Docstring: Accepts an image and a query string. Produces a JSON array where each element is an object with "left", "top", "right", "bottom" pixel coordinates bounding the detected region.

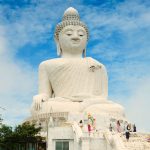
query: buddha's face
[{"left": 58, "top": 25, "right": 87, "bottom": 57}]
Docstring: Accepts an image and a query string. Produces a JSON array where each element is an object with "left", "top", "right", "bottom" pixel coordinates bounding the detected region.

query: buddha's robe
[{"left": 32, "top": 57, "right": 124, "bottom": 117}]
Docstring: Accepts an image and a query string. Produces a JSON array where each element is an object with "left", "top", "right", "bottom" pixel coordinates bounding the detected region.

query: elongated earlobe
[
  {"left": 55, "top": 38, "right": 62, "bottom": 56},
  {"left": 56, "top": 42, "right": 62, "bottom": 56},
  {"left": 83, "top": 48, "right": 86, "bottom": 57}
]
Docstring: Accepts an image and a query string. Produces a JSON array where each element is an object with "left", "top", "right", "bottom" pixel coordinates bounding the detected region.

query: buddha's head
[{"left": 54, "top": 7, "right": 89, "bottom": 57}]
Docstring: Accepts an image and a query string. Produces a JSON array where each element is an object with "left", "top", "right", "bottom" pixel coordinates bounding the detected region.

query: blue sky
[{"left": 0, "top": 0, "right": 150, "bottom": 132}]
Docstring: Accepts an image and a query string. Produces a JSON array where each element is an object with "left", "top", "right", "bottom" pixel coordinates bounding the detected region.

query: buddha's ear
[
  {"left": 55, "top": 38, "right": 62, "bottom": 56},
  {"left": 83, "top": 48, "right": 86, "bottom": 57}
]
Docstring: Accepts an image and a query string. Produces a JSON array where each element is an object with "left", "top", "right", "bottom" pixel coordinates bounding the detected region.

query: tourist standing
[
  {"left": 93, "top": 118, "right": 96, "bottom": 130},
  {"left": 133, "top": 124, "right": 136, "bottom": 132},
  {"left": 79, "top": 120, "right": 83, "bottom": 129},
  {"left": 116, "top": 120, "right": 121, "bottom": 133},
  {"left": 88, "top": 120, "right": 91, "bottom": 135},
  {"left": 109, "top": 123, "right": 113, "bottom": 132},
  {"left": 87, "top": 114, "right": 92, "bottom": 135},
  {"left": 125, "top": 124, "right": 130, "bottom": 142}
]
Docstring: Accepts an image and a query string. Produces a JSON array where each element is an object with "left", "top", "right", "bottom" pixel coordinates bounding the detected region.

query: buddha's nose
[
  {"left": 72, "top": 37, "right": 80, "bottom": 40},
  {"left": 71, "top": 32, "right": 80, "bottom": 41}
]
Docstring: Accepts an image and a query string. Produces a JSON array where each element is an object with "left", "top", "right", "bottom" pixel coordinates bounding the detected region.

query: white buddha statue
[{"left": 31, "top": 7, "right": 125, "bottom": 121}]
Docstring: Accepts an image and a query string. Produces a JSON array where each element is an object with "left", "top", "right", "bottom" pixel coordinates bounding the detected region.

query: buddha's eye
[
  {"left": 79, "top": 34, "right": 84, "bottom": 37},
  {"left": 67, "top": 34, "right": 72, "bottom": 36},
  {"left": 78, "top": 30, "right": 85, "bottom": 37},
  {"left": 65, "top": 31, "right": 72, "bottom": 36}
]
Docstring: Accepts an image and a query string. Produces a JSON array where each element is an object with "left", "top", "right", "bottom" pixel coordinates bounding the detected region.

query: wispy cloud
[
  {"left": 126, "top": 77, "right": 150, "bottom": 132},
  {"left": 0, "top": 26, "right": 37, "bottom": 126}
]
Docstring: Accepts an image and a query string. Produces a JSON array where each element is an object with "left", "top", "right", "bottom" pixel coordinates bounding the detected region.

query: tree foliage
[
  {"left": 0, "top": 124, "right": 13, "bottom": 143},
  {"left": 14, "top": 122, "right": 41, "bottom": 139},
  {"left": 0, "top": 121, "right": 43, "bottom": 149}
]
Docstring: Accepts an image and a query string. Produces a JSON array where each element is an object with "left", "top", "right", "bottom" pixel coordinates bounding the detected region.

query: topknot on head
[{"left": 63, "top": 7, "right": 80, "bottom": 21}]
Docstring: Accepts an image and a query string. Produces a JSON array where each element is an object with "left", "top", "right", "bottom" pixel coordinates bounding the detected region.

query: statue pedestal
[
  {"left": 48, "top": 126, "right": 74, "bottom": 150},
  {"left": 27, "top": 107, "right": 150, "bottom": 150},
  {"left": 28, "top": 100, "right": 127, "bottom": 150},
  {"left": 47, "top": 123, "right": 108, "bottom": 150},
  {"left": 45, "top": 110, "right": 126, "bottom": 150}
]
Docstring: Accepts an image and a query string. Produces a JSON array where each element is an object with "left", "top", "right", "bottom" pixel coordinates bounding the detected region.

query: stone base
[{"left": 48, "top": 126, "right": 108, "bottom": 150}]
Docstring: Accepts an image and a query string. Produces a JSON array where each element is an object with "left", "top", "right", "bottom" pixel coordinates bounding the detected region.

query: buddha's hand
[{"left": 32, "top": 94, "right": 49, "bottom": 111}]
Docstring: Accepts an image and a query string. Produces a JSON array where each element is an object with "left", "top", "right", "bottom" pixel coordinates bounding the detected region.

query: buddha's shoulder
[
  {"left": 39, "top": 58, "right": 65, "bottom": 68},
  {"left": 88, "top": 57, "right": 106, "bottom": 68}
]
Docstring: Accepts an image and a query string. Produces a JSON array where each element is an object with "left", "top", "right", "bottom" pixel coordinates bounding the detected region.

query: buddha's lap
[{"left": 40, "top": 98, "right": 124, "bottom": 114}]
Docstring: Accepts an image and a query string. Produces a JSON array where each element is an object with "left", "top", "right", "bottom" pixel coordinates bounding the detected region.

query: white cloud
[
  {"left": 0, "top": 26, "right": 37, "bottom": 126},
  {"left": 125, "top": 77, "right": 150, "bottom": 132}
]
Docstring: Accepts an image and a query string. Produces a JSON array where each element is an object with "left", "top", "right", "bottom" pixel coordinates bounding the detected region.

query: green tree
[
  {"left": 0, "top": 121, "right": 43, "bottom": 150},
  {"left": 14, "top": 122, "right": 41, "bottom": 138},
  {"left": 0, "top": 124, "right": 13, "bottom": 142}
]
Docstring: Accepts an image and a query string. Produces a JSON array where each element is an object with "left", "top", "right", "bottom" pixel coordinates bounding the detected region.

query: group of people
[
  {"left": 125, "top": 123, "right": 136, "bottom": 142},
  {"left": 78, "top": 113, "right": 96, "bottom": 136},
  {"left": 78, "top": 115, "right": 137, "bottom": 141},
  {"left": 109, "top": 120, "right": 137, "bottom": 141}
]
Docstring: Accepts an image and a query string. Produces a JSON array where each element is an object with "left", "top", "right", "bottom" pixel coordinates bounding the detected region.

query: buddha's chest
[{"left": 47, "top": 59, "right": 103, "bottom": 92}]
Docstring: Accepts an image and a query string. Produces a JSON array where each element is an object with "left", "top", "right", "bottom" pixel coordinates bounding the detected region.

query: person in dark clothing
[
  {"left": 133, "top": 124, "right": 136, "bottom": 132},
  {"left": 125, "top": 124, "right": 131, "bottom": 142},
  {"left": 109, "top": 123, "right": 113, "bottom": 132},
  {"left": 79, "top": 120, "right": 83, "bottom": 128}
]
